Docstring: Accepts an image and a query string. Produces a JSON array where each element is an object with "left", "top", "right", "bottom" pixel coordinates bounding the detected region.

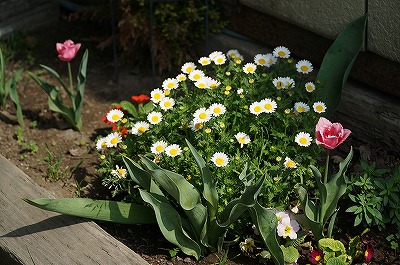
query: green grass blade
[
  {"left": 22, "top": 198, "right": 156, "bottom": 224},
  {"left": 316, "top": 14, "right": 367, "bottom": 117}
]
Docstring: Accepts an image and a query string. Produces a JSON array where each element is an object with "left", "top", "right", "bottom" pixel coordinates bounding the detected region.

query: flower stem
[
  {"left": 68, "top": 62, "right": 73, "bottom": 94},
  {"left": 323, "top": 150, "right": 330, "bottom": 184}
]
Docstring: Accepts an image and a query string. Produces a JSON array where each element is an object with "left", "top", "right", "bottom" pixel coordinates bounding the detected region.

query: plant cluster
[
  {"left": 96, "top": 47, "right": 326, "bottom": 209},
  {"left": 345, "top": 161, "right": 400, "bottom": 229},
  {"left": 117, "top": 0, "right": 226, "bottom": 72}
]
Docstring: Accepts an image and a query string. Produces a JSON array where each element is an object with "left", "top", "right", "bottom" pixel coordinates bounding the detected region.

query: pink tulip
[
  {"left": 315, "top": 117, "right": 351, "bottom": 149},
  {"left": 56, "top": 40, "right": 81, "bottom": 62}
]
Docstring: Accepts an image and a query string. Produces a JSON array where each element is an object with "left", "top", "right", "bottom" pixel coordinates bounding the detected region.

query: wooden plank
[{"left": 0, "top": 154, "right": 149, "bottom": 265}]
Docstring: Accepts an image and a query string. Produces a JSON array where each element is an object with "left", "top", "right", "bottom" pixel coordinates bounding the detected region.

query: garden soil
[{"left": 0, "top": 16, "right": 399, "bottom": 265}]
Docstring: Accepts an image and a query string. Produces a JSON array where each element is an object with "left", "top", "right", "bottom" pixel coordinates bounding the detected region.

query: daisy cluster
[{"left": 96, "top": 46, "right": 326, "bottom": 207}]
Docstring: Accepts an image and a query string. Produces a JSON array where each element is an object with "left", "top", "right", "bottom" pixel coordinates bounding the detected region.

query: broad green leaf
[
  {"left": 250, "top": 203, "right": 284, "bottom": 265},
  {"left": 281, "top": 245, "right": 299, "bottom": 264},
  {"left": 316, "top": 14, "right": 367, "bottom": 117},
  {"left": 139, "top": 190, "right": 203, "bottom": 260},
  {"left": 39, "top": 64, "right": 70, "bottom": 97},
  {"left": 326, "top": 257, "right": 347, "bottom": 265},
  {"left": 8, "top": 69, "right": 24, "bottom": 127},
  {"left": 22, "top": 198, "right": 156, "bottom": 224},
  {"left": 185, "top": 139, "right": 218, "bottom": 221},
  {"left": 122, "top": 156, "right": 164, "bottom": 195},
  {"left": 238, "top": 162, "right": 255, "bottom": 186},
  {"left": 0, "top": 47, "right": 6, "bottom": 105},
  {"left": 119, "top": 100, "right": 138, "bottom": 117},
  {"left": 75, "top": 50, "right": 88, "bottom": 113}
]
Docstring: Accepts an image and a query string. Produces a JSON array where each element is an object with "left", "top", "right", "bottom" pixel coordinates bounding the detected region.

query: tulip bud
[{"left": 56, "top": 40, "right": 81, "bottom": 62}]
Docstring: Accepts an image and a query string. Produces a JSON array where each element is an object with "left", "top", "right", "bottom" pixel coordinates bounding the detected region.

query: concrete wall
[{"left": 236, "top": 0, "right": 399, "bottom": 64}]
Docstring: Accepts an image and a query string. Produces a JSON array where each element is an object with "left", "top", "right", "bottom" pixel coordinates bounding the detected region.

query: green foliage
[
  {"left": 123, "top": 141, "right": 284, "bottom": 262},
  {"left": 29, "top": 50, "right": 89, "bottom": 131},
  {"left": 43, "top": 144, "right": 69, "bottom": 181},
  {"left": 316, "top": 14, "right": 367, "bottom": 117},
  {"left": 117, "top": 0, "right": 226, "bottom": 72},
  {"left": 386, "top": 232, "right": 400, "bottom": 250},
  {"left": 318, "top": 238, "right": 350, "bottom": 265},
  {"left": 295, "top": 148, "right": 353, "bottom": 241},
  {"left": 345, "top": 162, "right": 400, "bottom": 229},
  {"left": 0, "top": 47, "right": 24, "bottom": 126}
]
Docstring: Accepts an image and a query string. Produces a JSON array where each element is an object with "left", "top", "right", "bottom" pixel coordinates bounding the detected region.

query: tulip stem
[
  {"left": 68, "top": 62, "right": 73, "bottom": 94},
  {"left": 324, "top": 150, "right": 330, "bottom": 184}
]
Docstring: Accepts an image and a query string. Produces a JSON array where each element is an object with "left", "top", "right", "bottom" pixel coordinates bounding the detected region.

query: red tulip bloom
[
  {"left": 56, "top": 40, "right": 81, "bottom": 62},
  {"left": 364, "top": 243, "right": 374, "bottom": 262},
  {"left": 309, "top": 249, "right": 323, "bottom": 264},
  {"left": 131, "top": 94, "right": 150, "bottom": 103},
  {"left": 315, "top": 117, "right": 351, "bottom": 149}
]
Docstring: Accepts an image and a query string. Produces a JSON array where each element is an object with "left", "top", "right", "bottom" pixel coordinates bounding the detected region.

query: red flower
[
  {"left": 56, "top": 40, "right": 81, "bottom": 62},
  {"left": 309, "top": 249, "right": 323, "bottom": 264},
  {"left": 131, "top": 94, "right": 150, "bottom": 103},
  {"left": 364, "top": 243, "right": 374, "bottom": 262},
  {"left": 315, "top": 117, "right": 351, "bottom": 149}
]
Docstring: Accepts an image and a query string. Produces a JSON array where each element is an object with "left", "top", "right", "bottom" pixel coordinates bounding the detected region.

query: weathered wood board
[{"left": 0, "top": 154, "right": 149, "bottom": 265}]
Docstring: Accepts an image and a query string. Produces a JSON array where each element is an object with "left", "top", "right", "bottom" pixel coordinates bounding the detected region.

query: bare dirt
[{"left": 0, "top": 15, "right": 399, "bottom": 265}]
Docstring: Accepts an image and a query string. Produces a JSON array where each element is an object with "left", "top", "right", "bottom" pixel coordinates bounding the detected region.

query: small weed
[
  {"left": 14, "top": 126, "right": 24, "bottom": 144},
  {"left": 43, "top": 143, "right": 69, "bottom": 181}
]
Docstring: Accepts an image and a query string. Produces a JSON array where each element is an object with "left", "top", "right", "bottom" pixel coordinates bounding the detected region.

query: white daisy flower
[
  {"left": 237, "top": 88, "right": 244, "bottom": 94},
  {"left": 213, "top": 54, "right": 227, "bottom": 65},
  {"left": 189, "top": 119, "right": 204, "bottom": 132},
  {"left": 272, "top": 77, "right": 286, "bottom": 89},
  {"left": 260, "top": 98, "right": 277, "bottom": 113},
  {"left": 211, "top": 152, "right": 229, "bottom": 167},
  {"left": 165, "top": 144, "right": 182, "bottom": 157},
  {"left": 162, "top": 77, "right": 179, "bottom": 90},
  {"left": 273, "top": 46, "right": 291, "bottom": 58},
  {"left": 150, "top": 88, "right": 165, "bottom": 103},
  {"left": 193, "top": 107, "right": 213, "bottom": 122},
  {"left": 227, "top": 49, "right": 243, "bottom": 60},
  {"left": 208, "top": 103, "right": 226, "bottom": 117},
  {"left": 132, "top": 121, "right": 150, "bottom": 135},
  {"left": 106, "top": 108, "right": 124, "bottom": 123},
  {"left": 150, "top": 140, "right": 168, "bottom": 154},
  {"left": 208, "top": 51, "right": 224, "bottom": 60},
  {"left": 313, "top": 101, "right": 327, "bottom": 113},
  {"left": 264, "top": 53, "right": 277, "bottom": 67},
  {"left": 159, "top": 97, "right": 175, "bottom": 111},
  {"left": 294, "top": 102, "right": 310, "bottom": 114},
  {"left": 181, "top": 62, "right": 196, "bottom": 74},
  {"left": 111, "top": 165, "right": 127, "bottom": 179},
  {"left": 243, "top": 63, "right": 257, "bottom": 74},
  {"left": 147, "top": 111, "right": 163, "bottom": 125},
  {"left": 235, "top": 132, "right": 251, "bottom": 148},
  {"left": 207, "top": 77, "right": 220, "bottom": 88},
  {"left": 105, "top": 132, "right": 122, "bottom": 147},
  {"left": 305, "top": 82, "right": 316, "bottom": 93},
  {"left": 284, "top": 157, "right": 297, "bottom": 168},
  {"left": 295, "top": 132, "right": 313, "bottom": 147},
  {"left": 188, "top": 69, "right": 204, "bottom": 81},
  {"left": 254, "top": 54, "right": 269, "bottom": 66},
  {"left": 96, "top": 137, "right": 108, "bottom": 150},
  {"left": 249, "top": 101, "right": 264, "bottom": 116},
  {"left": 296, "top": 59, "right": 313, "bottom": 74},
  {"left": 194, "top": 76, "right": 210, "bottom": 89},
  {"left": 198, "top": 56, "right": 211, "bottom": 66},
  {"left": 283, "top": 77, "right": 295, "bottom": 89},
  {"left": 176, "top": 73, "right": 186, "bottom": 82}
]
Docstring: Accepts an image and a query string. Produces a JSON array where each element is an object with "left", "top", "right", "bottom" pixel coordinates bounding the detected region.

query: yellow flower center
[
  {"left": 164, "top": 101, "right": 171, "bottom": 107},
  {"left": 254, "top": 106, "right": 262, "bottom": 113},
  {"left": 306, "top": 85, "right": 314, "bottom": 91},
  {"left": 167, "top": 82, "right": 174, "bottom": 89},
  {"left": 284, "top": 225, "right": 292, "bottom": 234},
  {"left": 299, "top": 137, "right": 308, "bottom": 145},
  {"left": 247, "top": 67, "right": 254, "bottom": 72},
  {"left": 264, "top": 103, "right": 272, "bottom": 110},
  {"left": 205, "top": 128, "right": 211, "bottom": 134},
  {"left": 197, "top": 83, "right": 206, "bottom": 89},
  {"left": 301, "top": 65, "right": 309, "bottom": 72},
  {"left": 170, "top": 149, "right": 178, "bottom": 156},
  {"left": 286, "top": 160, "right": 295, "bottom": 168},
  {"left": 216, "top": 58, "right": 224, "bottom": 64},
  {"left": 193, "top": 74, "right": 200, "bottom": 80},
  {"left": 215, "top": 157, "right": 225, "bottom": 165},
  {"left": 156, "top": 145, "right": 164, "bottom": 152},
  {"left": 199, "top": 113, "right": 207, "bottom": 119},
  {"left": 186, "top": 66, "right": 193, "bottom": 72},
  {"left": 238, "top": 137, "right": 245, "bottom": 143},
  {"left": 151, "top": 116, "right": 159, "bottom": 122},
  {"left": 277, "top": 81, "right": 283, "bottom": 88},
  {"left": 111, "top": 138, "right": 118, "bottom": 145},
  {"left": 138, "top": 126, "right": 146, "bottom": 133},
  {"left": 111, "top": 114, "right": 120, "bottom": 121},
  {"left": 316, "top": 105, "right": 324, "bottom": 112},
  {"left": 101, "top": 142, "right": 107, "bottom": 148},
  {"left": 315, "top": 255, "right": 321, "bottom": 262},
  {"left": 278, "top": 51, "right": 285, "bottom": 57},
  {"left": 154, "top": 93, "right": 161, "bottom": 100},
  {"left": 117, "top": 169, "right": 125, "bottom": 175},
  {"left": 297, "top": 106, "right": 305, "bottom": 113},
  {"left": 195, "top": 123, "right": 203, "bottom": 130},
  {"left": 258, "top": 58, "right": 266, "bottom": 65},
  {"left": 214, "top": 108, "right": 221, "bottom": 114}
]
